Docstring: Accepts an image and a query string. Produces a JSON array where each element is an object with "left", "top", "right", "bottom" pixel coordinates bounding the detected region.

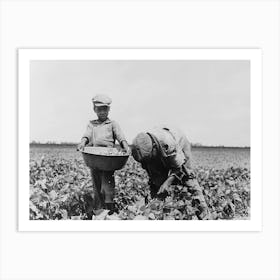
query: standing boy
[{"left": 77, "top": 94, "right": 130, "bottom": 214}]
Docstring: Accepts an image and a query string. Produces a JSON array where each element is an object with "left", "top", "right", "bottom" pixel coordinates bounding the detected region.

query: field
[{"left": 30, "top": 145, "right": 250, "bottom": 220}]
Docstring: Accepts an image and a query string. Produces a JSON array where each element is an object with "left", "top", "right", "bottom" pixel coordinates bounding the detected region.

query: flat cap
[
  {"left": 92, "top": 94, "right": 112, "bottom": 107},
  {"left": 131, "top": 132, "right": 153, "bottom": 162}
]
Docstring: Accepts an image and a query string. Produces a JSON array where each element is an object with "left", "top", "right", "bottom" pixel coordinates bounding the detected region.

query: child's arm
[
  {"left": 77, "top": 123, "right": 92, "bottom": 151},
  {"left": 120, "top": 140, "right": 130, "bottom": 153},
  {"left": 112, "top": 121, "right": 130, "bottom": 153}
]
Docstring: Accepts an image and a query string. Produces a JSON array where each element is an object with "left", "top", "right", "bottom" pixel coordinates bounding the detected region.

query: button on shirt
[{"left": 82, "top": 118, "right": 126, "bottom": 147}]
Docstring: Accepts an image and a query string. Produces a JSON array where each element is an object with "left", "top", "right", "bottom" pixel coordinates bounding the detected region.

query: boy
[{"left": 77, "top": 94, "right": 130, "bottom": 214}]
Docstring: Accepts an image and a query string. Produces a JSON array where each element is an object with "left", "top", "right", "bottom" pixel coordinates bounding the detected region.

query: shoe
[{"left": 105, "top": 203, "right": 119, "bottom": 215}]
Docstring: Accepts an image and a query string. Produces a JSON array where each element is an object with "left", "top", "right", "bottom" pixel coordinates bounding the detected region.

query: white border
[{"left": 18, "top": 48, "right": 262, "bottom": 231}]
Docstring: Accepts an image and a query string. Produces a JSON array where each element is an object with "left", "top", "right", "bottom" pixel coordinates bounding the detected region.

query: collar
[{"left": 91, "top": 118, "right": 111, "bottom": 125}]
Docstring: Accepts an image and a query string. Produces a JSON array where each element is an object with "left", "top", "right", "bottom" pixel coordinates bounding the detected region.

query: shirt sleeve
[
  {"left": 164, "top": 147, "right": 185, "bottom": 171},
  {"left": 82, "top": 122, "right": 93, "bottom": 144},
  {"left": 156, "top": 130, "right": 185, "bottom": 170},
  {"left": 152, "top": 127, "right": 192, "bottom": 183},
  {"left": 162, "top": 147, "right": 187, "bottom": 182},
  {"left": 177, "top": 133, "right": 192, "bottom": 168},
  {"left": 112, "top": 121, "right": 126, "bottom": 144}
]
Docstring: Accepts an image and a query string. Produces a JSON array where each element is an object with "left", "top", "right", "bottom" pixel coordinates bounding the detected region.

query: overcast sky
[{"left": 30, "top": 60, "right": 250, "bottom": 146}]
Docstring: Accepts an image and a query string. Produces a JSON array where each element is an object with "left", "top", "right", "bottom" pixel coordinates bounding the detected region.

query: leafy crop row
[{"left": 30, "top": 147, "right": 250, "bottom": 220}]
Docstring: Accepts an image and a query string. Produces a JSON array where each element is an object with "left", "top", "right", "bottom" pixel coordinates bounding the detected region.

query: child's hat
[
  {"left": 131, "top": 133, "right": 153, "bottom": 162},
  {"left": 92, "top": 94, "right": 112, "bottom": 107}
]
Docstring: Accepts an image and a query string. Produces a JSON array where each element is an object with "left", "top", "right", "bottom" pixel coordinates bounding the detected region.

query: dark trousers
[{"left": 90, "top": 168, "right": 115, "bottom": 210}]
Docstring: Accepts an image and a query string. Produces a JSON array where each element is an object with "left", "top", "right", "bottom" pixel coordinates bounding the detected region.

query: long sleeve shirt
[
  {"left": 150, "top": 126, "right": 192, "bottom": 169},
  {"left": 82, "top": 118, "right": 126, "bottom": 147},
  {"left": 143, "top": 126, "right": 192, "bottom": 186}
]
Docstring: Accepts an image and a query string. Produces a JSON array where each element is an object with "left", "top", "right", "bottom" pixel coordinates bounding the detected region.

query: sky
[{"left": 30, "top": 60, "right": 250, "bottom": 146}]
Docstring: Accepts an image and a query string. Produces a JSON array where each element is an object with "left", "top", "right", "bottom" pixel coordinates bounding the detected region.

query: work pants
[{"left": 90, "top": 168, "right": 115, "bottom": 210}]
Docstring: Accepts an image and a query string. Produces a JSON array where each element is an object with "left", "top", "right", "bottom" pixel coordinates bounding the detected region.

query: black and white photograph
[
  {"left": 18, "top": 48, "right": 261, "bottom": 231},
  {"left": 2, "top": 1, "right": 279, "bottom": 279}
]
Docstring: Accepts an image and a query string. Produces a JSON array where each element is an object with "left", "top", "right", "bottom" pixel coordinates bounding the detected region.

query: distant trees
[
  {"left": 191, "top": 142, "right": 203, "bottom": 147},
  {"left": 30, "top": 140, "right": 78, "bottom": 146}
]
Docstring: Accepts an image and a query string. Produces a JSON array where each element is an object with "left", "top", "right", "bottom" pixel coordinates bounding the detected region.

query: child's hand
[
  {"left": 77, "top": 138, "right": 88, "bottom": 151},
  {"left": 157, "top": 176, "right": 175, "bottom": 195},
  {"left": 157, "top": 182, "right": 169, "bottom": 195},
  {"left": 123, "top": 146, "right": 131, "bottom": 155},
  {"left": 77, "top": 142, "right": 85, "bottom": 151},
  {"left": 121, "top": 141, "right": 131, "bottom": 155}
]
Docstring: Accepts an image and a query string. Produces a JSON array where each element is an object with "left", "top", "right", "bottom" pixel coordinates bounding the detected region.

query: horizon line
[{"left": 29, "top": 141, "right": 251, "bottom": 149}]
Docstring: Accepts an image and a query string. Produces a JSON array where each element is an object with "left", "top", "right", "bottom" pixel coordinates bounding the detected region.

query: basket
[{"left": 82, "top": 146, "right": 129, "bottom": 171}]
